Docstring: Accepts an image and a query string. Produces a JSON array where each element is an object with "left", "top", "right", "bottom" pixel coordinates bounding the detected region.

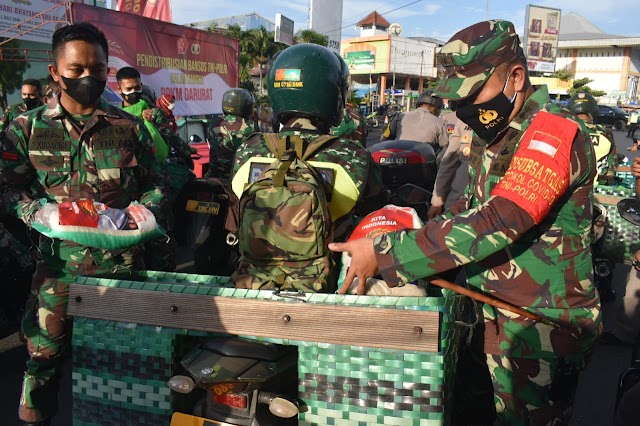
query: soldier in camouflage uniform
[
  {"left": 0, "top": 79, "right": 44, "bottom": 135},
  {"left": 331, "top": 104, "right": 368, "bottom": 144},
  {"left": 567, "top": 92, "right": 619, "bottom": 302},
  {"left": 230, "top": 44, "right": 387, "bottom": 292},
  {"left": 332, "top": 20, "right": 601, "bottom": 425},
  {"left": 567, "top": 92, "right": 618, "bottom": 185},
  {"left": 0, "top": 23, "right": 166, "bottom": 425},
  {"left": 207, "top": 88, "right": 258, "bottom": 179}
]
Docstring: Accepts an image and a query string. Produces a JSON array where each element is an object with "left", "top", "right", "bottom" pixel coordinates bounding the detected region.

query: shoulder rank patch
[{"left": 491, "top": 111, "right": 578, "bottom": 224}]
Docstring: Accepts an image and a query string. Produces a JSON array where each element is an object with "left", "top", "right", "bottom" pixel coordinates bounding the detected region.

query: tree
[
  {"left": 294, "top": 29, "right": 328, "bottom": 46},
  {"left": 552, "top": 69, "right": 573, "bottom": 81},
  {"left": 246, "top": 26, "right": 281, "bottom": 96},
  {"left": 568, "top": 77, "right": 606, "bottom": 97},
  {"left": 0, "top": 39, "right": 31, "bottom": 108},
  {"left": 220, "top": 24, "right": 257, "bottom": 86}
]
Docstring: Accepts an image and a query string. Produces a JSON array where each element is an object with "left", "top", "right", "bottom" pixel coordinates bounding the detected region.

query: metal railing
[{"left": 0, "top": 2, "right": 72, "bottom": 47}]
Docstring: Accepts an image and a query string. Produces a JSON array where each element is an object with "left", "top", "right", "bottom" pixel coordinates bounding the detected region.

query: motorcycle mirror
[
  {"left": 397, "top": 183, "right": 432, "bottom": 205},
  {"left": 167, "top": 375, "right": 195, "bottom": 394},
  {"left": 618, "top": 198, "right": 640, "bottom": 226},
  {"left": 268, "top": 396, "right": 299, "bottom": 418}
]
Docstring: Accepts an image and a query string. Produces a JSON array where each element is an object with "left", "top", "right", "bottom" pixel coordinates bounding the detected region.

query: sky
[{"left": 164, "top": 0, "right": 640, "bottom": 41}]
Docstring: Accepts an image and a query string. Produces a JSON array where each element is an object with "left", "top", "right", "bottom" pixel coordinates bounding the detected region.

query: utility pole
[{"left": 485, "top": 0, "right": 489, "bottom": 19}]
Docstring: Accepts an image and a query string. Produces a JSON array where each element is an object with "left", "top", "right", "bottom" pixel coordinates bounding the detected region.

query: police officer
[
  {"left": 206, "top": 88, "right": 258, "bottom": 179},
  {"left": 230, "top": 43, "right": 387, "bottom": 291},
  {"left": 428, "top": 102, "right": 474, "bottom": 219},
  {"left": 331, "top": 20, "right": 600, "bottom": 425},
  {"left": 0, "top": 79, "right": 44, "bottom": 134},
  {"left": 0, "top": 22, "right": 166, "bottom": 425},
  {"left": 380, "top": 90, "right": 449, "bottom": 165}
]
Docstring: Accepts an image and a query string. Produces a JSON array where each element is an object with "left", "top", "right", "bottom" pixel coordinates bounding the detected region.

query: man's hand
[
  {"left": 631, "top": 156, "right": 640, "bottom": 178},
  {"left": 142, "top": 108, "right": 154, "bottom": 122},
  {"left": 329, "top": 238, "right": 379, "bottom": 295},
  {"left": 427, "top": 204, "right": 444, "bottom": 220},
  {"left": 633, "top": 249, "right": 640, "bottom": 272}
]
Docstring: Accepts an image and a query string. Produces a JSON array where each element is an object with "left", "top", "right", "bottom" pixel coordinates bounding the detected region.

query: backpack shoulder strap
[
  {"left": 264, "top": 133, "right": 306, "bottom": 159},
  {"left": 263, "top": 133, "right": 280, "bottom": 156},
  {"left": 302, "top": 134, "right": 339, "bottom": 161}
]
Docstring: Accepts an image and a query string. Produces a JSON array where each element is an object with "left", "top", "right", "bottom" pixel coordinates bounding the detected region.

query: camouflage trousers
[
  {"left": 487, "top": 354, "right": 582, "bottom": 426},
  {"left": 19, "top": 238, "right": 143, "bottom": 423}
]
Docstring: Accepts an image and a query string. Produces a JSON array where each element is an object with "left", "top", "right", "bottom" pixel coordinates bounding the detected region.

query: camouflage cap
[{"left": 434, "top": 20, "right": 523, "bottom": 101}]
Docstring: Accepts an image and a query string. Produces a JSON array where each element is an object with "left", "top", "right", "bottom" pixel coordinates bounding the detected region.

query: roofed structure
[
  {"left": 356, "top": 11, "right": 390, "bottom": 29},
  {"left": 559, "top": 12, "right": 640, "bottom": 47}
]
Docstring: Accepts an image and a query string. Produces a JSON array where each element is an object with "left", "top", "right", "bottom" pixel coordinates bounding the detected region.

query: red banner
[
  {"left": 115, "top": 0, "right": 172, "bottom": 23},
  {"left": 71, "top": 3, "right": 239, "bottom": 116}
]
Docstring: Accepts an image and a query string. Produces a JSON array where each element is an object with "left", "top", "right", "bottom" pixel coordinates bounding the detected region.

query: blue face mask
[{"left": 456, "top": 74, "right": 517, "bottom": 142}]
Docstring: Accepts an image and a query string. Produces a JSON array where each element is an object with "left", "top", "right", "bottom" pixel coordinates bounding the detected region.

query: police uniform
[
  {"left": 0, "top": 96, "right": 165, "bottom": 423},
  {"left": 372, "top": 20, "right": 600, "bottom": 425},
  {"left": 207, "top": 113, "right": 258, "bottom": 179},
  {"left": 380, "top": 107, "right": 449, "bottom": 163},
  {"left": 431, "top": 116, "right": 474, "bottom": 210}
]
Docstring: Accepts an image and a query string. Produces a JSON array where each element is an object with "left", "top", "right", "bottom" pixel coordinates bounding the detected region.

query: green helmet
[
  {"left": 335, "top": 52, "right": 350, "bottom": 105},
  {"left": 417, "top": 90, "right": 443, "bottom": 108},
  {"left": 567, "top": 92, "right": 598, "bottom": 124},
  {"left": 222, "top": 88, "right": 255, "bottom": 119},
  {"left": 268, "top": 43, "right": 345, "bottom": 127}
]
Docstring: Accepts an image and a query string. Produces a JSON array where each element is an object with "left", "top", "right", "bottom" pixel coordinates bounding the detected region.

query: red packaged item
[{"left": 58, "top": 200, "right": 100, "bottom": 227}]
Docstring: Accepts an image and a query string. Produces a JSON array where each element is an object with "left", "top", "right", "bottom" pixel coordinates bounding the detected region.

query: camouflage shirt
[
  {"left": 0, "top": 96, "right": 166, "bottom": 229},
  {"left": 374, "top": 86, "right": 601, "bottom": 360},
  {"left": 208, "top": 114, "right": 258, "bottom": 179},
  {"left": 231, "top": 117, "right": 387, "bottom": 240},
  {"left": 331, "top": 106, "right": 368, "bottom": 144},
  {"left": 0, "top": 102, "right": 30, "bottom": 134}
]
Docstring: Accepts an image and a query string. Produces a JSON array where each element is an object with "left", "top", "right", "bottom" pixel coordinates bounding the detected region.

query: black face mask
[
  {"left": 60, "top": 75, "right": 106, "bottom": 107},
  {"left": 456, "top": 75, "right": 517, "bottom": 142},
  {"left": 23, "top": 97, "right": 41, "bottom": 110},
  {"left": 123, "top": 91, "right": 143, "bottom": 105}
]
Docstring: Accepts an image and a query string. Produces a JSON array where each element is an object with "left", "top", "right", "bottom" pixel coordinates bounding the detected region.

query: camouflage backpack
[{"left": 233, "top": 133, "right": 338, "bottom": 292}]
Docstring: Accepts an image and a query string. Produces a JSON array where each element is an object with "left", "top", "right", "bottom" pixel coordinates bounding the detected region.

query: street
[{"left": 0, "top": 128, "right": 637, "bottom": 425}]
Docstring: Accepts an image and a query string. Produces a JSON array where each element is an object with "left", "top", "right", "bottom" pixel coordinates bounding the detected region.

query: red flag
[{"left": 115, "top": 0, "right": 172, "bottom": 22}]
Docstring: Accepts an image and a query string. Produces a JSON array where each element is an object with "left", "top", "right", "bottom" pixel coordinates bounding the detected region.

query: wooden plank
[
  {"left": 594, "top": 193, "right": 626, "bottom": 206},
  {"left": 68, "top": 285, "right": 441, "bottom": 352}
]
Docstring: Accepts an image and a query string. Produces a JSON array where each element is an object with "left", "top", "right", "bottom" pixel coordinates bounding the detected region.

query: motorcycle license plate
[{"left": 171, "top": 412, "right": 236, "bottom": 426}]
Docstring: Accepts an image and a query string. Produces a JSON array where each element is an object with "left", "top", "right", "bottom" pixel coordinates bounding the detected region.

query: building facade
[
  {"left": 555, "top": 13, "right": 640, "bottom": 104},
  {"left": 341, "top": 11, "right": 442, "bottom": 113}
]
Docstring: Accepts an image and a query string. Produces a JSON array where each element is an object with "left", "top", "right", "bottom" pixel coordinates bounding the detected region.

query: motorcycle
[
  {"left": 614, "top": 197, "right": 640, "bottom": 422},
  {"left": 173, "top": 177, "right": 238, "bottom": 276},
  {"left": 368, "top": 140, "right": 437, "bottom": 219},
  {"left": 365, "top": 111, "right": 382, "bottom": 128},
  {"left": 168, "top": 336, "right": 299, "bottom": 426}
]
